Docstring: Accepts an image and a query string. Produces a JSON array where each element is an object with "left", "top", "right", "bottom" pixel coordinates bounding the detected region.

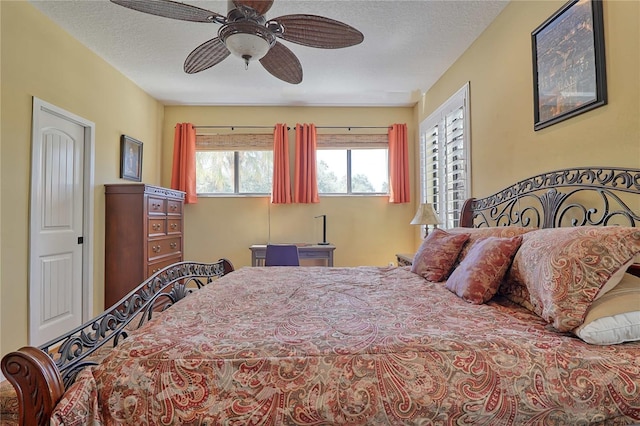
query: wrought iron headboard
[{"left": 459, "top": 167, "right": 640, "bottom": 229}]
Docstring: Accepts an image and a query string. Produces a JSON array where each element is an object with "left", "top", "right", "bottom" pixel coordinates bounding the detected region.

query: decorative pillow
[
  {"left": 445, "top": 235, "right": 523, "bottom": 304},
  {"left": 447, "top": 226, "right": 536, "bottom": 263},
  {"left": 502, "top": 235, "right": 639, "bottom": 310},
  {"left": 574, "top": 273, "right": 640, "bottom": 345},
  {"left": 498, "top": 277, "right": 535, "bottom": 311},
  {"left": 446, "top": 227, "right": 537, "bottom": 306},
  {"left": 506, "top": 226, "right": 640, "bottom": 332},
  {"left": 411, "top": 228, "right": 470, "bottom": 282}
]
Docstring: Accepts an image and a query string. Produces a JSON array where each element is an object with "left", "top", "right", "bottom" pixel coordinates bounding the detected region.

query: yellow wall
[
  {"left": 417, "top": 0, "right": 640, "bottom": 200},
  {"left": 0, "top": 2, "right": 164, "bottom": 356},
  {"left": 162, "top": 106, "right": 417, "bottom": 268},
  {"left": 0, "top": 0, "right": 3, "bottom": 366}
]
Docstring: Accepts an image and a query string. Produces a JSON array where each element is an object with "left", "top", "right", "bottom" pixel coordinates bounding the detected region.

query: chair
[{"left": 265, "top": 244, "right": 300, "bottom": 266}]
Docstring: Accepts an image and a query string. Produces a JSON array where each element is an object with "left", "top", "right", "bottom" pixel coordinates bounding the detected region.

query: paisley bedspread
[{"left": 52, "top": 266, "right": 640, "bottom": 425}]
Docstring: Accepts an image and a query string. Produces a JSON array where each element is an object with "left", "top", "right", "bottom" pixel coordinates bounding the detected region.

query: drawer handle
[
  {"left": 153, "top": 245, "right": 161, "bottom": 253},
  {"left": 152, "top": 203, "right": 161, "bottom": 210},
  {"left": 170, "top": 223, "right": 177, "bottom": 230},
  {"left": 170, "top": 205, "right": 178, "bottom": 211},
  {"left": 152, "top": 224, "right": 161, "bottom": 230},
  {"left": 170, "top": 242, "right": 177, "bottom": 249}
]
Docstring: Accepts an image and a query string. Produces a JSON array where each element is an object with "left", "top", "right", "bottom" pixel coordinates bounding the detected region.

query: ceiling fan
[{"left": 110, "top": 0, "right": 364, "bottom": 84}]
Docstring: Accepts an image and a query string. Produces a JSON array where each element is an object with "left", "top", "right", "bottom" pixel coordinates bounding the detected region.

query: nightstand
[{"left": 396, "top": 253, "right": 414, "bottom": 267}]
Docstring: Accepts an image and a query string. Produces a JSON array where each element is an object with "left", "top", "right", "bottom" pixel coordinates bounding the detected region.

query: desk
[{"left": 250, "top": 244, "right": 336, "bottom": 267}]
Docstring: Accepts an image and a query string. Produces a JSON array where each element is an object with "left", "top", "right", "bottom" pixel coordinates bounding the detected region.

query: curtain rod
[
  {"left": 194, "top": 125, "right": 285, "bottom": 130},
  {"left": 316, "top": 126, "right": 391, "bottom": 130},
  {"left": 192, "top": 125, "right": 391, "bottom": 131}
]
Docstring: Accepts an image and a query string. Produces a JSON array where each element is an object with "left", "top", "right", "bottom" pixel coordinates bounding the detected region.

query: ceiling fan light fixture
[
  {"left": 111, "top": 0, "right": 364, "bottom": 83},
  {"left": 219, "top": 21, "right": 276, "bottom": 67}
]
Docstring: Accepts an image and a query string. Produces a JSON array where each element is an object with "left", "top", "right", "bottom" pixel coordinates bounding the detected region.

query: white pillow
[{"left": 574, "top": 273, "right": 640, "bottom": 345}]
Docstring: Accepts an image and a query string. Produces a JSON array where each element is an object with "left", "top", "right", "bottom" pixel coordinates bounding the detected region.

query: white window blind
[{"left": 419, "top": 83, "right": 470, "bottom": 229}]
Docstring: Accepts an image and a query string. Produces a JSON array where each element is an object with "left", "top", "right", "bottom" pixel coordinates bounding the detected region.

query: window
[
  {"left": 316, "top": 134, "right": 389, "bottom": 194},
  {"left": 419, "top": 83, "right": 470, "bottom": 228},
  {"left": 195, "top": 133, "right": 273, "bottom": 195}
]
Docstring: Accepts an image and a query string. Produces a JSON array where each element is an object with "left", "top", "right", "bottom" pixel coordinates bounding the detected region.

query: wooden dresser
[{"left": 104, "top": 184, "right": 185, "bottom": 308}]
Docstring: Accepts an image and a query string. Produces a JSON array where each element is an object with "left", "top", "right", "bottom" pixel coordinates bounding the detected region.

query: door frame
[{"left": 29, "top": 97, "right": 95, "bottom": 344}]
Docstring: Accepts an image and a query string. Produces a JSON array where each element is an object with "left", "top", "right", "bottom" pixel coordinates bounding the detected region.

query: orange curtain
[
  {"left": 272, "top": 123, "right": 292, "bottom": 204},
  {"left": 294, "top": 123, "right": 319, "bottom": 204},
  {"left": 388, "top": 123, "right": 410, "bottom": 204},
  {"left": 171, "top": 123, "right": 197, "bottom": 204}
]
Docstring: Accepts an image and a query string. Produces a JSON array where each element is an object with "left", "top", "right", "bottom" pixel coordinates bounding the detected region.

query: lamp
[
  {"left": 410, "top": 203, "right": 440, "bottom": 238},
  {"left": 315, "top": 215, "right": 329, "bottom": 245},
  {"left": 219, "top": 21, "right": 276, "bottom": 69}
]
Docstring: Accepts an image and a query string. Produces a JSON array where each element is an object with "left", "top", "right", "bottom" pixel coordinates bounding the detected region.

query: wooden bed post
[
  {"left": 221, "top": 258, "right": 234, "bottom": 275},
  {"left": 1, "top": 346, "right": 64, "bottom": 426},
  {"left": 459, "top": 198, "right": 476, "bottom": 228}
]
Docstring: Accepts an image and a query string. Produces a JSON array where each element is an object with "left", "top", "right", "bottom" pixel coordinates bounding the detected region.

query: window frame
[
  {"left": 195, "top": 133, "right": 274, "bottom": 197},
  {"left": 316, "top": 133, "right": 389, "bottom": 196},
  {"left": 418, "top": 83, "right": 471, "bottom": 229}
]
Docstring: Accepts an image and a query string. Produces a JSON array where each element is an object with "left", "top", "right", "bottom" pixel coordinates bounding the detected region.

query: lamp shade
[
  {"left": 219, "top": 21, "right": 276, "bottom": 66},
  {"left": 225, "top": 32, "right": 270, "bottom": 61},
  {"left": 410, "top": 203, "right": 440, "bottom": 225}
]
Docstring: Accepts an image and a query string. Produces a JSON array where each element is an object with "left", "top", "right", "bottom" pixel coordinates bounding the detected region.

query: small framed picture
[
  {"left": 532, "top": 0, "right": 607, "bottom": 131},
  {"left": 120, "top": 135, "right": 143, "bottom": 182}
]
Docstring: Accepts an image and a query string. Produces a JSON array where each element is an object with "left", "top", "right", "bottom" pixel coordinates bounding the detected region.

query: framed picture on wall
[
  {"left": 120, "top": 135, "right": 143, "bottom": 181},
  {"left": 532, "top": 0, "right": 607, "bottom": 131}
]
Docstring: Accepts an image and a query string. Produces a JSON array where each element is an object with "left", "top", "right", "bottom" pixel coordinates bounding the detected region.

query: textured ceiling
[{"left": 29, "top": 0, "right": 509, "bottom": 107}]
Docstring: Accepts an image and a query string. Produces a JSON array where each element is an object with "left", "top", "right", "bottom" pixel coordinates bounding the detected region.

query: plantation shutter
[
  {"left": 419, "top": 83, "right": 470, "bottom": 229},
  {"left": 443, "top": 106, "right": 467, "bottom": 228},
  {"left": 421, "top": 124, "right": 439, "bottom": 208}
]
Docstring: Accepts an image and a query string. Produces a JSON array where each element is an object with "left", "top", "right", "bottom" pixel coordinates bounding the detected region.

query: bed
[{"left": 2, "top": 166, "right": 640, "bottom": 425}]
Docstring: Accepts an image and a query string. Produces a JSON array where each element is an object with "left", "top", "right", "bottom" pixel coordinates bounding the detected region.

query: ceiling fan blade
[
  {"left": 260, "top": 42, "right": 303, "bottom": 84},
  {"left": 184, "top": 37, "right": 230, "bottom": 74},
  {"left": 110, "top": 0, "right": 225, "bottom": 23},
  {"left": 272, "top": 14, "right": 364, "bottom": 49},
  {"left": 232, "top": 0, "right": 274, "bottom": 16}
]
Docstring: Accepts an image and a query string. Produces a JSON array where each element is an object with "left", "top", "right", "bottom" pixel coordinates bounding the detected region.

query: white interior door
[{"left": 29, "top": 98, "right": 94, "bottom": 346}]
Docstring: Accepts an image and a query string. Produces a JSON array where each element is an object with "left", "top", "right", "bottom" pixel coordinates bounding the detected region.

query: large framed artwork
[
  {"left": 120, "top": 135, "right": 143, "bottom": 182},
  {"left": 531, "top": 0, "right": 607, "bottom": 131}
]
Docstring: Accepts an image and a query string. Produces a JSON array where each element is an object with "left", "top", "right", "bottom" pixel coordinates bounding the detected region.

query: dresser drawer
[
  {"left": 167, "top": 199, "right": 182, "bottom": 216},
  {"left": 148, "top": 236, "right": 182, "bottom": 261},
  {"left": 147, "top": 254, "right": 182, "bottom": 277},
  {"left": 148, "top": 218, "right": 166, "bottom": 237},
  {"left": 167, "top": 218, "right": 182, "bottom": 235},
  {"left": 148, "top": 197, "right": 166, "bottom": 215}
]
